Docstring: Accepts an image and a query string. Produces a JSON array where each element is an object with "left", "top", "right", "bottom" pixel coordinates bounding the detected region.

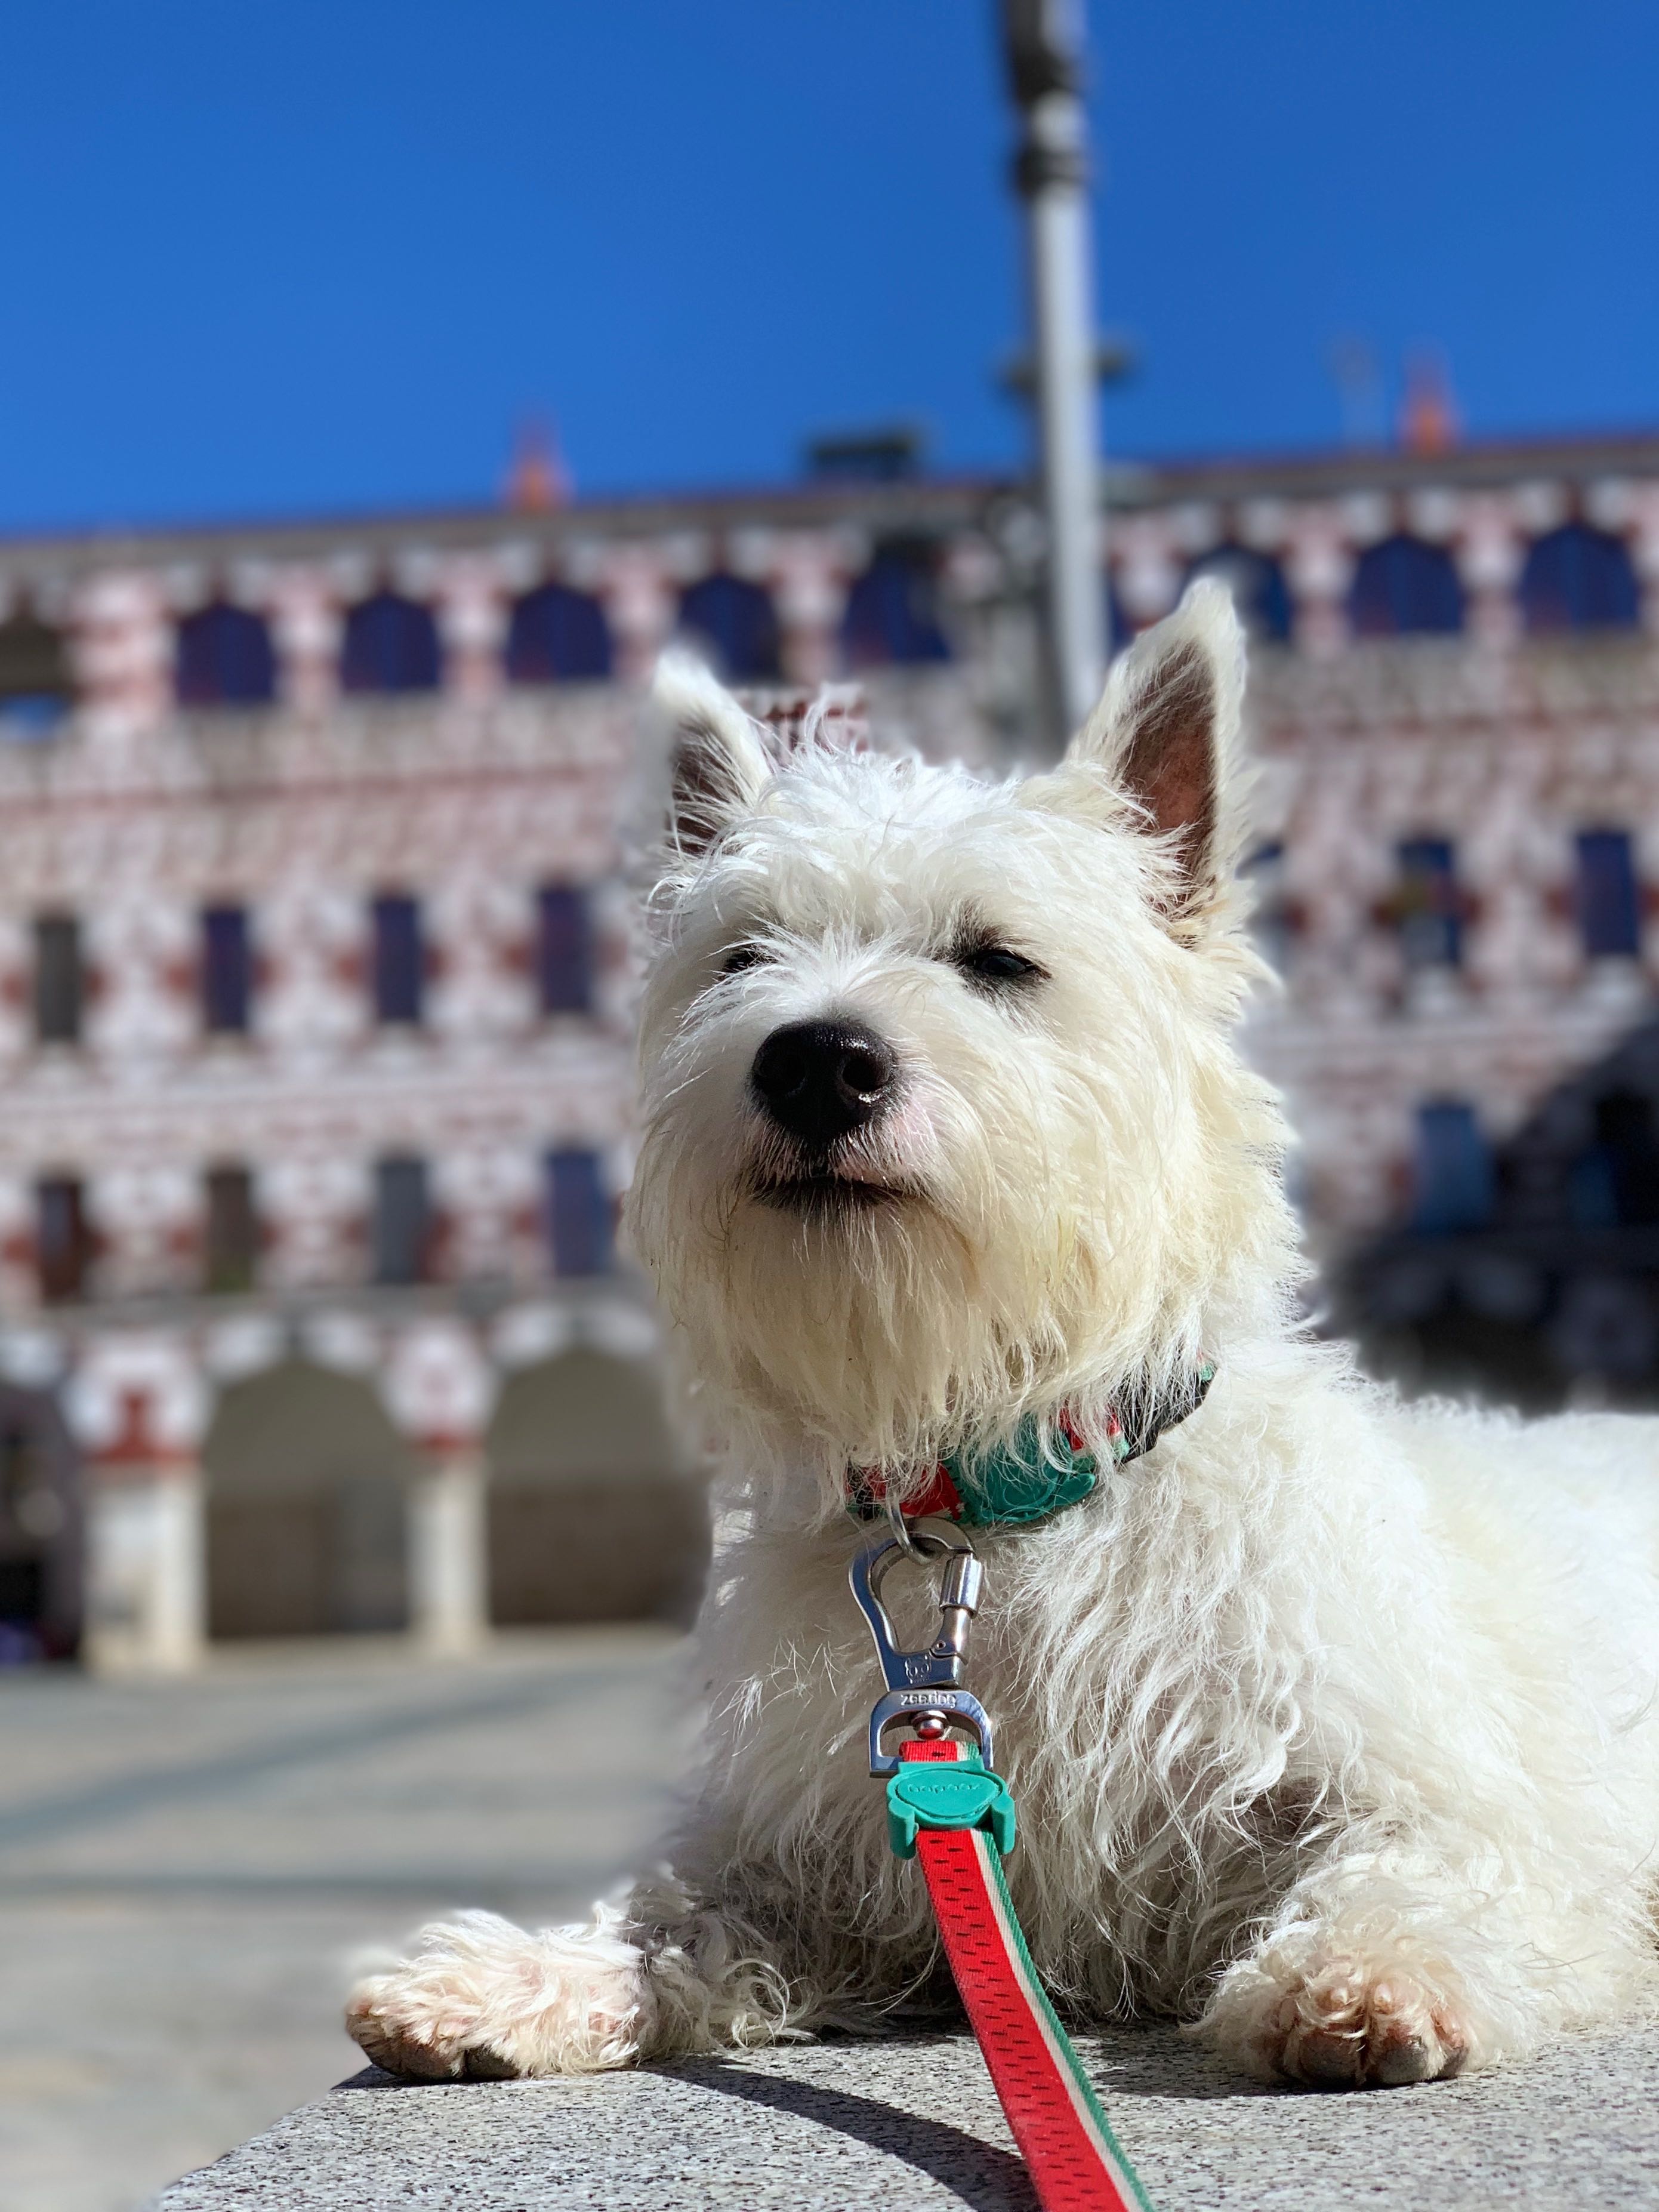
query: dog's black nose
[{"left": 750, "top": 1021, "right": 898, "bottom": 1145}]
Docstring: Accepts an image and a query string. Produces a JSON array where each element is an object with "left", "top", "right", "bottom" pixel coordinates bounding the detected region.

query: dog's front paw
[
  {"left": 1259, "top": 1957, "right": 1469, "bottom": 2088},
  {"left": 1207, "top": 1943, "right": 1473, "bottom": 2089},
  {"left": 346, "top": 1981, "right": 519, "bottom": 2082},
  {"left": 346, "top": 1908, "right": 648, "bottom": 2079}
]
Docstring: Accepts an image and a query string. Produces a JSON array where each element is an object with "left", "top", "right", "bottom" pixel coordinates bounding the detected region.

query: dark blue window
[
  {"left": 372, "top": 895, "right": 424, "bottom": 1024},
  {"left": 505, "top": 583, "right": 612, "bottom": 684},
  {"left": 547, "top": 1150, "right": 612, "bottom": 1277},
  {"left": 1576, "top": 830, "right": 1642, "bottom": 959},
  {"left": 175, "top": 603, "right": 276, "bottom": 707},
  {"left": 1396, "top": 838, "right": 1463, "bottom": 968},
  {"left": 1242, "top": 841, "right": 1293, "bottom": 973},
  {"left": 374, "top": 1156, "right": 431, "bottom": 1285},
  {"left": 678, "top": 574, "right": 781, "bottom": 681},
  {"left": 340, "top": 593, "right": 441, "bottom": 695},
  {"left": 1185, "top": 547, "right": 1292, "bottom": 642},
  {"left": 33, "top": 915, "right": 81, "bottom": 1043},
  {"left": 202, "top": 905, "right": 252, "bottom": 1033},
  {"left": 1411, "top": 1102, "right": 1493, "bottom": 1234},
  {"left": 1349, "top": 537, "right": 1464, "bottom": 637},
  {"left": 1520, "top": 525, "right": 1639, "bottom": 636},
  {"left": 36, "top": 1176, "right": 89, "bottom": 1302},
  {"left": 841, "top": 545, "right": 950, "bottom": 668},
  {"left": 1105, "top": 580, "right": 1131, "bottom": 654},
  {"left": 538, "top": 887, "right": 593, "bottom": 1014},
  {"left": 0, "top": 614, "right": 72, "bottom": 737},
  {"left": 205, "top": 1166, "right": 258, "bottom": 1293}
]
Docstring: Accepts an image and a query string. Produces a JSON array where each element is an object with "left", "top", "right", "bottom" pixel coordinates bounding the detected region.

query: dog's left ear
[
  {"left": 652, "top": 651, "right": 774, "bottom": 859},
  {"left": 1066, "top": 577, "right": 1247, "bottom": 931}
]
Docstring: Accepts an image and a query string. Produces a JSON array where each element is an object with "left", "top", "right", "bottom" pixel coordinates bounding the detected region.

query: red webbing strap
[{"left": 901, "top": 1739, "right": 1154, "bottom": 2212}]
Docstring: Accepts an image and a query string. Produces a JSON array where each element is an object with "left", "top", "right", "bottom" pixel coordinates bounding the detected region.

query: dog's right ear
[
  {"left": 1062, "top": 578, "right": 1247, "bottom": 933},
  {"left": 653, "top": 651, "right": 774, "bottom": 859}
]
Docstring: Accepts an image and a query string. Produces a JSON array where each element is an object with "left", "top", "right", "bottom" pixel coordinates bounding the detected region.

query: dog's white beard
[{"left": 628, "top": 1131, "right": 1253, "bottom": 1511}]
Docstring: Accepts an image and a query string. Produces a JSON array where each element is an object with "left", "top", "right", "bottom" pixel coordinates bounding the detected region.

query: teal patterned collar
[{"left": 847, "top": 1365, "right": 1215, "bottom": 1532}]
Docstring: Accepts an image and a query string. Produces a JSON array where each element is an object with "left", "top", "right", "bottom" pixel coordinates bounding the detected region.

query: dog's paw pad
[
  {"left": 346, "top": 1992, "right": 519, "bottom": 2083},
  {"left": 1260, "top": 1960, "right": 1469, "bottom": 2089}
]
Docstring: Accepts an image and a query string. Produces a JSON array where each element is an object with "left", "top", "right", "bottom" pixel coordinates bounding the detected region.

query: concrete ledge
[{"left": 155, "top": 2024, "right": 1659, "bottom": 2210}]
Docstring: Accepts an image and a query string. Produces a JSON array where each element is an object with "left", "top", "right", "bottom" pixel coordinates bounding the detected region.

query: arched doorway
[
  {"left": 0, "top": 1385, "right": 81, "bottom": 1662},
  {"left": 486, "top": 1349, "right": 707, "bottom": 1626},
  {"left": 203, "top": 1360, "right": 417, "bottom": 1638}
]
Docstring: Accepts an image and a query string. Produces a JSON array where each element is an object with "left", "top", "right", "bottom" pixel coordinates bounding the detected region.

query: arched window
[
  {"left": 677, "top": 573, "right": 781, "bottom": 681},
  {"left": 339, "top": 591, "right": 442, "bottom": 695},
  {"left": 203, "top": 1360, "right": 417, "bottom": 1637},
  {"left": 175, "top": 602, "right": 275, "bottom": 707},
  {"left": 1348, "top": 535, "right": 1464, "bottom": 637},
  {"left": 841, "top": 543, "right": 950, "bottom": 668},
  {"left": 0, "top": 612, "right": 72, "bottom": 735},
  {"left": 485, "top": 1348, "right": 706, "bottom": 1626},
  {"left": 505, "top": 581, "right": 612, "bottom": 685},
  {"left": 1185, "top": 546, "right": 1292, "bottom": 642},
  {"left": 1519, "top": 523, "right": 1639, "bottom": 635}
]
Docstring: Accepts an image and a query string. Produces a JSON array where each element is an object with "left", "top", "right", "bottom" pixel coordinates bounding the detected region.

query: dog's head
[{"left": 627, "top": 581, "right": 1297, "bottom": 1493}]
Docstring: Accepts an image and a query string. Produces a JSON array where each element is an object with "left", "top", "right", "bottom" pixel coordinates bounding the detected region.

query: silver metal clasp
[{"left": 849, "top": 1515, "right": 993, "bottom": 1776}]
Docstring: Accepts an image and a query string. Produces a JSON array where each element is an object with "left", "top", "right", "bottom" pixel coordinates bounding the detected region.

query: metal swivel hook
[{"left": 849, "top": 1515, "right": 994, "bottom": 1776}]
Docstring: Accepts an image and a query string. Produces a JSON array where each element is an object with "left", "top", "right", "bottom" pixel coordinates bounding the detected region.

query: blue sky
[{"left": 1, "top": 1, "right": 1653, "bottom": 529}]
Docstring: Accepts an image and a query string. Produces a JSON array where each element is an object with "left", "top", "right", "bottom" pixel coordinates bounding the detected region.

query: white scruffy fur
[{"left": 349, "top": 583, "right": 1659, "bottom": 2091}]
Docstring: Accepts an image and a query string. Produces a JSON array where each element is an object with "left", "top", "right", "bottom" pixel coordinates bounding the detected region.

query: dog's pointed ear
[
  {"left": 653, "top": 651, "right": 774, "bottom": 859},
  {"left": 1068, "top": 577, "right": 1247, "bottom": 928}
]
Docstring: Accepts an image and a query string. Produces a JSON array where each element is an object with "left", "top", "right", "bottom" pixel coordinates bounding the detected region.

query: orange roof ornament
[
  {"left": 503, "top": 415, "right": 571, "bottom": 512},
  {"left": 1399, "top": 347, "right": 1461, "bottom": 457}
]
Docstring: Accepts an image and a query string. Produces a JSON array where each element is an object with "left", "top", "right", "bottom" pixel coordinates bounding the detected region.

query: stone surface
[
  {"left": 0, "top": 1629, "right": 683, "bottom": 2212},
  {"left": 157, "top": 2022, "right": 1659, "bottom": 2211}
]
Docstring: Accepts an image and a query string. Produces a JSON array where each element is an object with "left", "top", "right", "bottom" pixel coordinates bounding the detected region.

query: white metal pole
[{"left": 1003, "top": 0, "right": 1105, "bottom": 742}]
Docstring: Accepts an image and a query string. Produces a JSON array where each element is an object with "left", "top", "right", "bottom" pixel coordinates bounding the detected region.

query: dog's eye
[
  {"left": 955, "top": 944, "right": 1046, "bottom": 987},
  {"left": 722, "top": 944, "right": 764, "bottom": 976}
]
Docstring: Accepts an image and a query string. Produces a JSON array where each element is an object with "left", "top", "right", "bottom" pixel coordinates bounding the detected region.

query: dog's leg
[
  {"left": 346, "top": 1877, "right": 807, "bottom": 2079},
  {"left": 1198, "top": 1829, "right": 1625, "bottom": 2088}
]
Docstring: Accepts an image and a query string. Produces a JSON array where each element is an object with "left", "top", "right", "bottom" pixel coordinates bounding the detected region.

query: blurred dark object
[
  {"left": 998, "top": 334, "right": 1136, "bottom": 398},
  {"left": 1341, "top": 1021, "right": 1659, "bottom": 1411},
  {"left": 0, "top": 1387, "right": 81, "bottom": 1662},
  {"left": 805, "top": 426, "right": 925, "bottom": 483}
]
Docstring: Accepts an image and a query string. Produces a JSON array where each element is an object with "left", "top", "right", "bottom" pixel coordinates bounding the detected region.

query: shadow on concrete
[
  {"left": 1076, "top": 2025, "right": 1273, "bottom": 2103},
  {"left": 337, "top": 2053, "right": 1037, "bottom": 2208},
  {"left": 662, "top": 2057, "right": 1040, "bottom": 2212}
]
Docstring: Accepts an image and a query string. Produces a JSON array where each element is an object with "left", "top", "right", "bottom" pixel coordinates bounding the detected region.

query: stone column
[
  {"left": 70, "top": 571, "right": 172, "bottom": 747},
  {"left": 434, "top": 557, "right": 509, "bottom": 705},
  {"left": 408, "top": 1448, "right": 489, "bottom": 1656},
  {"left": 66, "top": 1332, "right": 210, "bottom": 1675},
  {"left": 382, "top": 1318, "right": 497, "bottom": 1655},
  {"left": 1282, "top": 506, "right": 1357, "bottom": 660},
  {"left": 1450, "top": 495, "right": 1523, "bottom": 649},
  {"left": 1111, "top": 515, "right": 1182, "bottom": 635},
  {"left": 1623, "top": 485, "right": 1659, "bottom": 637},
  {"left": 596, "top": 545, "right": 676, "bottom": 687},
  {"left": 772, "top": 534, "right": 852, "bottom": 686},
  {"left": 267, "top": 569, "right": 343, "bottom": 716}
]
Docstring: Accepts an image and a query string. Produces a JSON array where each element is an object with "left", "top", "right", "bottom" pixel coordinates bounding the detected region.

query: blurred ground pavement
[{"left": 0, "top": 1629, "right": 687, "bottom": 2212}]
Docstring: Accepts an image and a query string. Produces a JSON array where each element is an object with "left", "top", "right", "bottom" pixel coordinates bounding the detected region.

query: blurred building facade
[{"left": 2, "top": 429, "right": 1658, "bottom": 1666}]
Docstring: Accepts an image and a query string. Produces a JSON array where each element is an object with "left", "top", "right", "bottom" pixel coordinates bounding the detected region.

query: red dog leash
[{"left": 851, "top": 1519, "right": 1154, "bottom": 2212}]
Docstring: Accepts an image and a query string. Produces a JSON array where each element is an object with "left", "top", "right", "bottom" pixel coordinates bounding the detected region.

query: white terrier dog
[{"left": 349, "top": 582, "right": 1659, "bottom": 2091}]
